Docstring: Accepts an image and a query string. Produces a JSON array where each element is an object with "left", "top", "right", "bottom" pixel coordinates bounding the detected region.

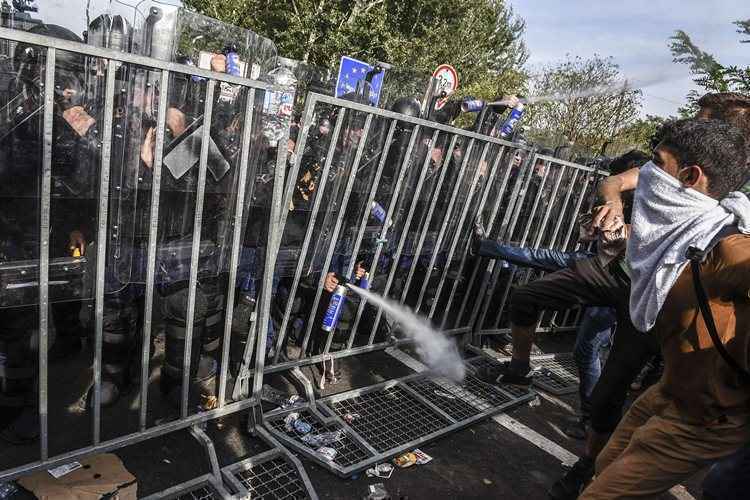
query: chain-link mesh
[
  {"left": 234, "top": 456, "right": 309, "bottom": 499},
  {"left": 328, "top": 385, "right": 450, "bottom": 452},
  {"left": 174, "top": 484, "right": 219, "bottom": 500},
  {"left": 465, "top": 356, "right": 535, "bottom": 399},
  {"left": 531, "top": 354, "right": 579, "bottom": 395},
  {"left": 267, "top": 410, "right": 373, "bottom": 467},
  {"left": 405, "top": 375, "right": 512, "bottom": 420}
]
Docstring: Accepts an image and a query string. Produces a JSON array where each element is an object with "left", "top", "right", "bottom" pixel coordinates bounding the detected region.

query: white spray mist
[{"left": 347, "top": 284, "right": 466, "bottom": 382}]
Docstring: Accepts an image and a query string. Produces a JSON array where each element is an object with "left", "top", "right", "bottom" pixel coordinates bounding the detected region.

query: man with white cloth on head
[{"left": 580, "top": 118, "right": 750, "bottom": 499}]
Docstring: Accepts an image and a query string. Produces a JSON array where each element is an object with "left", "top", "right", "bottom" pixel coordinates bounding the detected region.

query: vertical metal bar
[
  {"left": 515, "top": 164, "right": 567, "bottom": 292},
  {"left": 490, "top": 157, "right": 553, "bottom": 328},
  {"left": 37, "top": 48, "right": 55, "bottom": 460},
  {"left": 439, "top": 144, "right": 505, "bottom": 329},
  {"left": 414, "top": 139, "right": 476, "bottom": 314},
  {"left": 367, "top": 129, "right": 440, "bottom": 343},
  {"left": 518, "top": 161, "right": 552, "bottom": 245},
  {"left": 250, "top": 84, "right": 297, "bottom": 402},
  {"left": 347, "top": 125, "right": 422, "bottom": 348},
  {"left": 297, "top": 114, "right": 373, "bottom": 355},
  {"left": 547, "top": 169, "right": 579, "bottom": 249},
  {"left": 473, "top": 150, "right": 538, "bottom": 331},
  {"left": 334, "top": 120, "right": 398, "bottom": 353},
  {"left": 139, "top": 70, "right": 170, "bottom": 430},
  {"left": 181, "top": 79, "right": 216, "bottom": 418},
  {"left": 462, "top": 147, "right": 516, "bottom": 328},
  {"left": 427, "top": 142, "right": 490, "bottom": 321},
  {"left": 92, "top": 59, "right": 117, "bottom": 445},
  {"left": 399, "top": 135, "right": 458, "bottom": 305},
  {"left": 270, "top": 110, "right": 346, "bottom": 364},
  {"left": 548, "top": 171, "right": 591, "bottom": 327},
  {"left": 340, "top": 119, "right": 397, "bottom": 282},
  {"left": 217, "top": 88, "right": 256, "bottom": 408},
  {"left": 278, "top": 96, "right": 315, "bottom": 234}
]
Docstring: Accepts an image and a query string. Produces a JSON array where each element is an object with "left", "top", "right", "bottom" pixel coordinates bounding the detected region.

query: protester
[
  {"left": 549, "top": 92, "right": 750, "bottom": 499},
  {"left": 580, "top": 117, "right": 750, "bottom": 498}
]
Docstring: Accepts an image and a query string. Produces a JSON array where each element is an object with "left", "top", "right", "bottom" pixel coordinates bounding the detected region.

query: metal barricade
[
  {"left": 0, "top": 28, "right": 603, "bottom": 487},
  {"left": 0, "top": 28, "right": 320, "bottom": 498},
  {"left": 469, "top": 154, "right": 606, "bottom": 340}
]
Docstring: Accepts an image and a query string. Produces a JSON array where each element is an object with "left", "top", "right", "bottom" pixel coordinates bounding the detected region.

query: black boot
[
  {"left": 160, "top": 285, "right": 216, "bottom": 408},
  {"left": 548, "top": 457, "right": 595, "bottom": 499}
]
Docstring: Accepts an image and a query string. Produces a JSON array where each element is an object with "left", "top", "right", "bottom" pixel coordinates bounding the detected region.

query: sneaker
[
  {"left": 496, "top": 363, "right": 533, "bottom": 387},
  {"left": 476, "top": 361, "right": 533, "bottom": 387},
  {"left": 548, "top": 457, "right": 595, "bottom": 500}
]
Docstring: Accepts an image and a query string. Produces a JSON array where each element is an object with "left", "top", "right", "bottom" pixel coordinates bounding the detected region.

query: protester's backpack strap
[{"left": 686, "top": 246, "right": 750, "bottom": 385}]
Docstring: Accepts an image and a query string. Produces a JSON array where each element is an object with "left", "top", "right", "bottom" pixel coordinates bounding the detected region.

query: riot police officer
[{"left": 0, "top": 23, "right": 100, "bottom": 443}]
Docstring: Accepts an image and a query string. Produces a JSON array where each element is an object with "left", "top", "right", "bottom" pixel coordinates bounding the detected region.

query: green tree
[
  {"left": 608, "top": 114, "right": 666, "bottom": 155},
  {"left": 669, "top": 18, "right": 750, "bottom": 115},
  {"left": 182, "top": 0, "right": 528, "bottom": 103},
  {"left": 523, "top": 55, "right": 642, "bottom": 156}
]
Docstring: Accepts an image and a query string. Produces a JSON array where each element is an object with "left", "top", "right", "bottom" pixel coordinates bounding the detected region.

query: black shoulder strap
[{"left": 687, "top": 246, "right": 750, "bottom": 384}]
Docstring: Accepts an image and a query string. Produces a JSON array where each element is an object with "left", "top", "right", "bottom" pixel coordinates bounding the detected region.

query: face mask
[{"left": 626, "top": 161, "right": 750, "bottom": 332}]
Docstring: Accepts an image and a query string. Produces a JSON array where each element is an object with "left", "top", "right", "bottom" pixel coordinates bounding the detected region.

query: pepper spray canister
[
  {"left": 499, "top": 102, "right": 525, "bottom": 139},
  {"left": 322, "top": 284, "right": 347, "bottom": 332}
]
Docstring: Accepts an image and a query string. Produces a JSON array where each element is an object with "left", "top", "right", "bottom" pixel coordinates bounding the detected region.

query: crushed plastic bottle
[{"left": 301, "top": 430, "right": 344, "bottom": 448}]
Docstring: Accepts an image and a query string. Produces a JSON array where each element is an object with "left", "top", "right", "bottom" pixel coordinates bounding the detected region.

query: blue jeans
[
  {"left": 478, "top": 240, "right": 615, "bottom": 414},
  {"left": 477, "top": 240, "right": 593, "bottom": 272},
  {"left": 574, "top": 306, "right": 615, "bottom": 416},
  {"left": 702, "top": 443, "right": 750, "bottom": 499}
]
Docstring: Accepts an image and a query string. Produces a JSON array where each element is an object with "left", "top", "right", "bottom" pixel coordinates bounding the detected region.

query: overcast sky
[{"left": 510, "top": 1, "right": 748, "bottom": 117}]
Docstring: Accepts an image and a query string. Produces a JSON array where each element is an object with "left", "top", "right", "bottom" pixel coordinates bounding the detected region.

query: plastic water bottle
[
  {"left": 224, "top": 45, "right": 241, "bottom": 76},
  {"left": 322, "top": 285, "right": 347, "bottom": 332},
  {"left": 359, "top": 272, "right": 370, "bottom": 290}
]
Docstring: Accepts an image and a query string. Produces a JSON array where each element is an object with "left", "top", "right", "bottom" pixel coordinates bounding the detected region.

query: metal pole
[
  {"left": 367, "top": 129, "right": 441, "bottom": 343},
  {"left": 37, "top": 48, "right": 56, "bottom": 460},
  {"left": 92, "top": 60, "right": 117, "bottom": 445},
  {"left": 346, "top": 125, "right": 422, "bottom": 347},
  {"left": 269, "top": 109, "right": 347, "bottom": 364},
  {"left": 180, "top": 80, "right": 216, "bottom": 418},
  {"left": 217, "top": 88, "right": 256, "bottom": 408},
  {"left": 414, "top": 139, "right": 476, "bottom": 314},
  {"left": 139, "top": 70, "right": 170, "bottom": 429},
  {"left": 399, "top": 135, "right": 458, "bottom": 305}
]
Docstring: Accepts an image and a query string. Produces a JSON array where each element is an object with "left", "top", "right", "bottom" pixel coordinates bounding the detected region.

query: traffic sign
[
  {"left": 432, "top": 64, "right": 458, "bottom": 110},
  {"left": 336, "top": 56, "right": 385, "bottom": 106}
]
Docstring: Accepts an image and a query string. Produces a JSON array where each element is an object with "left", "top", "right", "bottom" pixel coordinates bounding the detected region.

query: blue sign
[{"left": 335, "top": 56, "right": 384, "bottom": 106}]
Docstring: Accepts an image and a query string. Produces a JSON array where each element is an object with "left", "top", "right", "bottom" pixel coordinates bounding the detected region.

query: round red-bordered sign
[{"left": 432, "top": 64, "right": 459, "bottom": 110}]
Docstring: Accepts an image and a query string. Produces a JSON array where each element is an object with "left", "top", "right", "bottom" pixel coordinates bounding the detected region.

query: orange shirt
[{"left": 655, "top": 234, "right": 750, "bottom": 423}]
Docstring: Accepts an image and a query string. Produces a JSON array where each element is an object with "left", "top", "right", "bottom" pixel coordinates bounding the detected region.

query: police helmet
[
  {"left": 390, "top": 97, "right": 421, "bottom": 118},
  {"left": 14, "top": 24, "right": 84, "bottom": 73}
]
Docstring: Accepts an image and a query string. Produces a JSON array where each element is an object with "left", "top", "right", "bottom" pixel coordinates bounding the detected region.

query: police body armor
[
  {"left": 0, "top": 21, "right": 100, "bottom": 441},
  {"left": 83, "top": 4, "right": 281, "bottom": 406}
]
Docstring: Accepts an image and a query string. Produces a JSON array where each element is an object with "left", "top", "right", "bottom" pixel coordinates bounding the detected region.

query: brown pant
[{"left": 580, "top": 384, "right": 750, "bottom": 499}]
